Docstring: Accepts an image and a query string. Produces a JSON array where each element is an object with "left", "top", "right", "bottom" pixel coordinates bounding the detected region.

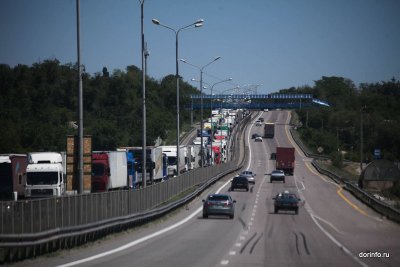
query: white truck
[
  {"left": 118, "top": 146, "right": 168, "bottom": 186},
  {"left": 25, "top": 152, "right": 65, "bottom": 197},
  {"left": 161, "top": 146, "right": 186, "bottom": 176}
]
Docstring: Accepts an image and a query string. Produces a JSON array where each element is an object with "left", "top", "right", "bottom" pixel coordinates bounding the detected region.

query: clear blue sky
[{"left": 1, "top": 0, "right": 399, "bottom": 94}]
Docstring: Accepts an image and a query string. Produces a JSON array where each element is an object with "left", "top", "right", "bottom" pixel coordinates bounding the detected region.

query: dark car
[
  {"left": 202, "top": 194, "right": 236, "bottom": 219},
  {"left": 270, "top": 170, "right": 285, "bottom": 183},
  {"left": 230, "top": 176, "right": 249, "bottom": 191},
  {"left": 259, "top": 117, "right": 264, "bottom": 122},
  {"left": 252, "top": 133, "right": 261, "bottom": 139},
  {"left": 273, "top": 191, "right": 301, "bottom": 214}
]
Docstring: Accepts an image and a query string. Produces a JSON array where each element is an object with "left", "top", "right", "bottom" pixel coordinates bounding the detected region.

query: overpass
[{"left": 189, "top": 93, "right": 330, "bottom": 109}]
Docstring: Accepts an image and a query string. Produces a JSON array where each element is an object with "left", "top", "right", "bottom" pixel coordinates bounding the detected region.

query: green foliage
[
  {"left": 0, "top": 60, "right": 200, "bottom": 153},
  {"left": 292, "top": 76, "right": 400, "bottom": 162}
]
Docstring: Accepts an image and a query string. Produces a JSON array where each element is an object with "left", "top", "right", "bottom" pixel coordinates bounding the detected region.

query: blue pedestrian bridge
[{"left": 189, "top": 93, "right": 330, "bottom": 109}]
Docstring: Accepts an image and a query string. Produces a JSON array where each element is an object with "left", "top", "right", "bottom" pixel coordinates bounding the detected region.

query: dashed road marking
[
  {"left": 221, "top": 260, "right": 229, "bottom": 265},
  {"left": 229, "top": 251, "right": 236, "bottom": 255}
]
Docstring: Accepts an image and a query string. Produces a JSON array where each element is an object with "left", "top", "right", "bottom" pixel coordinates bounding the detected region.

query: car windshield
[
  {"left": 277, "top": 193, "right": 298, "bottom": 201},
  {"left": 27, "top": 171, "right": 59, "bottom": 185},
  {"left": 208, "top": 195, "right": 229, "bottom": 201},
  {"left": 234, "top": 176, "right": 248, "bottom": 182},
  {"left": 92, "top": 163, "right": 105, "bottom": 177}
]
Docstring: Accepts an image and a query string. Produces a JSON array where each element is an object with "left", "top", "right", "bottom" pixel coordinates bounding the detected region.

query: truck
[
  {"left": 25, "top": 152, "right": 66, "bottom": 197},
  {"left": 264, "top": 122, "right": 275, "bottom": 138},
  {"left": 120, "top": 147, "right": 167, "bottom": 186},
  {"left": 190, "top": 144, "right": 202, "bottom": 169},
  {"left": 161, "top": 146, "right": 186, "bottom": 176},
  {"left": 0, "top": 154, "right": 28, "bottom": 200},
  {"left": 275, "top": 147, "right": 295, "bottom": 175},
  {"left": 92, "top": 151, "right": 129, "bottom": 192}
]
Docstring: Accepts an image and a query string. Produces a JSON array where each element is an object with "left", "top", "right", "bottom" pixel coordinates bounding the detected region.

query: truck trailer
[
  {"left": 0, "top": 154, "right": 27, "bottom": 199},
  {"left": 264, "top": 122, "right": 275, "bottom": 138},
  {"left": 275, "top": 147, "right": 295, "bottom": 175}
]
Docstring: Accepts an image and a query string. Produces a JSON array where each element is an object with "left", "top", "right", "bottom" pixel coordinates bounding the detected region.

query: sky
[{"left": 1, "top": 0, "right": 399, "bottom": 94}]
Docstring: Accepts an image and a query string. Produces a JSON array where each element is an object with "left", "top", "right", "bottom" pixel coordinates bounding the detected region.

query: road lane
[{"left": 11, "top": 110, "right": 400, "bottom": 267}]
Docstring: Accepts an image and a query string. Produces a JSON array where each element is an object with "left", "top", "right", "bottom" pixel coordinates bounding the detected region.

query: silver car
[
  {"left": 241, "top": 170, "right": 256, "bottom": 184},
  {"left": 202, "top": 194, "right": 236, "bottom": 219}
]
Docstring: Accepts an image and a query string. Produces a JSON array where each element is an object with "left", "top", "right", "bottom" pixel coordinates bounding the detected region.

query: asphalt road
[{"left": 12, "top": 111, "right": 400, "bottom": 267}]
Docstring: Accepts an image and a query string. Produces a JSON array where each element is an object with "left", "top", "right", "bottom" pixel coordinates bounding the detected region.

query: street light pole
[
  {"left": 140, "top": 0, "right": 147, "bottom": 188},
  {"left": 152, "top": 18, "right": 203, "bottom": 176},
  {"left": 181, "top": 56, "right": 221, "bottom": 166},
  {"left": 76, "top": 0, "right": 84, "bottom": 194}
]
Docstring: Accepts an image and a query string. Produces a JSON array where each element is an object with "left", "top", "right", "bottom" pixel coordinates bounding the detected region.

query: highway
[{"left": 12, "top": 111, "right": 400, "bottom": 267}]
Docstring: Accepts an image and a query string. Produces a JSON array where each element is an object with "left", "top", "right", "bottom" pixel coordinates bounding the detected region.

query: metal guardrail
[
  {"left": 289, "top": 126, "right": 400, "bottom": 224},
  {"left": 0, "top": 113, "right": 252, "bottom": 263}
]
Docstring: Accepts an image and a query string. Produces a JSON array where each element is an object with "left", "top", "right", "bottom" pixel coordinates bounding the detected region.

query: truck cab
[{"left": 25, "top": 152, "right": 65, "bottom": 197}]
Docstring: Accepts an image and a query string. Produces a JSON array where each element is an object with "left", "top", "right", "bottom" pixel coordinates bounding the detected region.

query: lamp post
[
  {"left": 76, "top": 0, "right": 84, "bottom": 194},
  {"left": 139, "top": 0, "right": 147, "bottom": 187},
  {"left": 181, "top": 56, "right": 221, "bottom": 166},
  {"left": 152, "top": 18, "right": 203, "bottom": 176},
  {"left": 191, "top": 78, "right": 232, "bottom": 164}
]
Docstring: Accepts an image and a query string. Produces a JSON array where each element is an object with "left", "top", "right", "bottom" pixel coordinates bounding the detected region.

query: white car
[
  {"left": 255, "top": 136, "right": 263, "bottom": 142},
  {"left": 255, "top": 120, "right": 262, "bottom": 126}
]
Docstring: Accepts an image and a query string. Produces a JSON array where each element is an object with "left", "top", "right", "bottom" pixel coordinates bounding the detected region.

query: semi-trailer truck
[
  {"left": 25, "top": 152, "right": 65, "bottom": 197},
  {"left": 276, "top": 147, "right": 295, "bottom": 175},
  {"left": 0, "top": 154, "right": 27, "bottom": 199},
  {"left": 264, "top": 122, "right": 275, "bottom": 138},
  {"left": 91, "top": 151, "right": 129, "bottom": 192},
  {"left": 161, "top": 146, "right": 186, "bottom": 176}
]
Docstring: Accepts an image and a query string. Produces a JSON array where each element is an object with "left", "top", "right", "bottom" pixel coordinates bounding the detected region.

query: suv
[
  {"left": 230, "top": 176, "right": 249, "bottom": 191},
  {"left": 270, "top": 170, "right": 285, "bottom": 183},
  {"left": 255, "top": 120, "right": 262, "bottom": 126},
  {"left": 273, "top": 191, "right": 301, "bottom": 215}
]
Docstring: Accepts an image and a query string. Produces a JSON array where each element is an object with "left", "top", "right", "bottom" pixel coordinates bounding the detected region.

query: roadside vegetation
[
  {"left": 0, "top": 59, "right": 200, "bottom": 153},
  {"left": 284, "top": 76, "right": 400, "bottom": 200}
]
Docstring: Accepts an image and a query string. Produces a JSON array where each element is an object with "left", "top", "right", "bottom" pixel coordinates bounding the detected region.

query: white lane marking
[
  {"left": 221, "top": 260, "right": 229, "bottom": 265},
  {"left": 235, "top": 243, "right": 242, "bottom": 247},
  {"left": 229, "top": 251, "right": 236, "bottom": 255},
  {"left": 246, "top": 112, "right": 263, "bottom": 171},
  {"left": 240, "top": 236, "right": 245, "bottom": 240},
  {"left": 294, "top": 175, "right": 305, "bottom": 191},
  {"left": 58, "top": 172, "right": 234, "bottom": 266},
  {"left": 281, "top": 113, "right": 368, "bottom": 267}
]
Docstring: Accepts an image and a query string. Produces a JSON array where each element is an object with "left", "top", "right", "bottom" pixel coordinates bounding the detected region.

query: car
[
  {"left": 273, "top": 191, "right": 301, "bottom": 215},
  {"left": 255, "top": 120, "right": 262, "bottom": 126},
  {"left": 255, "top": 136, "right": 263, "bottom": 142},
  {"left": 270, "top": 170, "right": 285, "bottom": 183},
  {"left": 252, "top": 133, "right": 261, "bottom": 139},
  {"left": 240, "top": 170, "right": 256, "bottom": 184},
  {"left": 202, "top": 194, "right": 236, "bottom": 219},
  {"left": 270, "top": 153, "right": 276, "bottom": 160},
  {"left": 259, "top": 117, "right": 264, "bottom": 122},
  {"left": 230, "top": 175, "right": 249, "bottom": 191}
]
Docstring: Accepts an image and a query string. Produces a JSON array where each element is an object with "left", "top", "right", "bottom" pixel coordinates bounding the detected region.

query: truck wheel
[
  {"left": 270, "top": 179, "right": 272, "bottom": 183},
  {"left": 230, "top": 214, "right": 234, "bottom": 219},
  {"left": 203, "top": 213, "right": 208, "bottom": 219},
  {"left": 283, "top": 179, "right": 285, "bottom": 183},
  {"left": 274, "top": 208, "right": 278, "bottom": 214},
  {"left": 295, "top": 209, "right": 299, "bottom": 215}
]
